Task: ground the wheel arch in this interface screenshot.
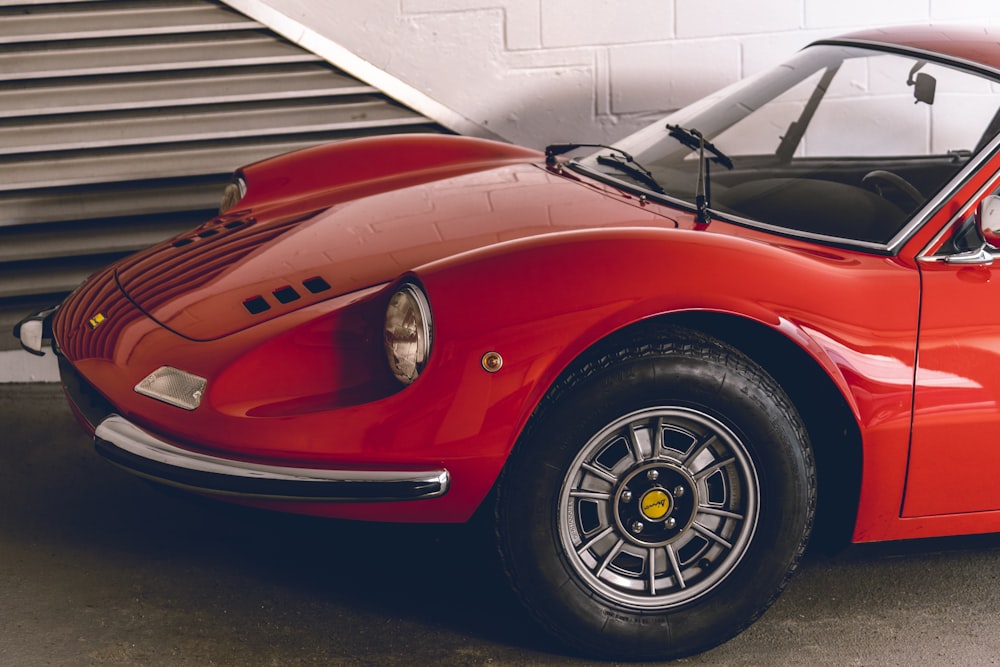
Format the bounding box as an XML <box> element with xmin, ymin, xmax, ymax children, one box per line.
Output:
<box><xmin>667</xmin><ymin>311</ymin><xmax>863</xmax><ymax>551</ymax></box>
<box><xmin>517</xmin><ymin>310</ymin><xmax>863</xmax><ymax>551</ymax></box>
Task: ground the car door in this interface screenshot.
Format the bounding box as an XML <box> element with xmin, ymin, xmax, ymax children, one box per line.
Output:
<box><xmin>905</xmin><ymin>169</ymin><xmax>1000</xmax><ymax>516</ymax></box>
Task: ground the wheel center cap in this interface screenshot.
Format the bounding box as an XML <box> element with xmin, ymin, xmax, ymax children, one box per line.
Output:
<box><xmin>639</xmin><ymin>488</ymin><xmax>672</xmax><ymax>521</ymax></box>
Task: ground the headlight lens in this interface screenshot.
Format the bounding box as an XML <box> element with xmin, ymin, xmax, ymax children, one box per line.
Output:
<box><xmin>219</xmin><ymin>176</ymin><xmax>247</xmax><ymax>214</ymax></box>
<box><xmin>384</xmin><ymin>283</ymin><xmax>433</xmax><ymax>385</ymax></box>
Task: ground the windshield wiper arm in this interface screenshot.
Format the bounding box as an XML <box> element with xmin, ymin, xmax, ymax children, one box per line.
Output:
<box><xmin>665</xmin><ymin>125</ymin><xmax>733</xmax><ymax>223</ymax></box>
<box><xmin>544</xmin><ymin>143</ymin><xmax>665</xmax><ymax>194</ymax></box>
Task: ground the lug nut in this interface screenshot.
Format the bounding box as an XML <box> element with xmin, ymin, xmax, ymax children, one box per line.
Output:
<box><xmin>665</xmin><ymin>517</ymin><xmax>677</xmax><ymax>529</ymax></box>
<box><xmin>621</xmin><ymin>490</ymin><xmax>633</xmax><ymax>503</ymax></box>
<box><xmin>632</xmin><ymin>521</ymin><xmax>644</xmax><ymax>534</ymax></box>
<box><xmin>673</xmin><ymin>485</ymin><xmax>685</xmax><ymax>498</ymax></box>
<box><xmin>647</xmin><ymin>469</ymin><xmax>659</xmax><ymax>481</ymax></box>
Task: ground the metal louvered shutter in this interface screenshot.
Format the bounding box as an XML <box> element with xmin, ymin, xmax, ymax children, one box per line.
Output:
<box><xmin>0</xmin><ymin>0</ymin><xmax>449</xmax><ymax>334</ymax></box>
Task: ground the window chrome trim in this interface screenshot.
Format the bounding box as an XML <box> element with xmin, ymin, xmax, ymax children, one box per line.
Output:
<box><xmin>819</xmin><ymin>38</ymin><xmax>1000</xmax><ymax>81</ymax></box>
<box><xmin>885</xmin><ymin>137</ymin><xmax>1000</xmax><ymax>254</ymax></box>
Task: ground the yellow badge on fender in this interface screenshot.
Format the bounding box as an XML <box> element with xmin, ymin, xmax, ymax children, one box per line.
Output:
<box><xmin>88</xmin><ymin>313</ymin><xmax>106</xmax><ymax>329</ymax></box>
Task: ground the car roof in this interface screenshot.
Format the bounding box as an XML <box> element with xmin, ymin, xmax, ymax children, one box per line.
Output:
<box><xmin>826</xmin><ymin>25</ymin><xmax>1000</xmax><ymax>73</ymax></box>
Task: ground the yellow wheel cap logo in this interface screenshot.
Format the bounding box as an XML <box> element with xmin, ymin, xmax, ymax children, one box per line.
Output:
<box><xmin>88</xmin><ymin>313</ymin><xmax>106</xmax><ymax>329</ymax></box>
<box><xmin>640</xmin><ymin>489</ymin><xmax>671</xmax><ymax>521</ymax></box>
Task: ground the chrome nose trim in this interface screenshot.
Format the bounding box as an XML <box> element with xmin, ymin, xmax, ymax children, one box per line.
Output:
<box><xmin>94</xmin><ymin>414</ymin><xmax>450</xmax><ymax>502</ymax></box>
<box><xmin>13</xmin><ymin>305</ymin><xmax>58</xmax><ymax>356</ymax></box>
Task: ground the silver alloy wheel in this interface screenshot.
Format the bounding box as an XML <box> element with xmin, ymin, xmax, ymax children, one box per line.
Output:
<box><xmin>558</xmin><ymin>406</ymin><xmax>760</xmax><ymax>609</ymax></box>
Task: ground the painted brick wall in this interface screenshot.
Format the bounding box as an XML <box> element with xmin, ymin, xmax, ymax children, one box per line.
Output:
<box><xmin>232</xmin><ymin>0</ymin><xmax>1000</xmax><ymax>148</ymax></box>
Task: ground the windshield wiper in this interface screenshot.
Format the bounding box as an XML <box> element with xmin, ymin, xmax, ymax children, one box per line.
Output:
<box><xmin>665</xmin><ymin>125</ymin><xmax>733</xmax><ymax>223</ymax></box>
<box><xmin>665</xmin><ymin>125</ymin><xmax>733</xmax><ymax>170</ymax></box>
<box><xmin>594</xmin><ymin>154</ymin><xmax>666</xmax><ymax>194</ymax></box>
<box><xmin>544</xmin><ymin>143</ymin><xmax>665</xmax><ymax>194</ymax></box>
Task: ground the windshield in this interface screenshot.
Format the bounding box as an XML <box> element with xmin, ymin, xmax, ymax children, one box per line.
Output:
<box><xmin>577</xmin><ymin>44</ymin><xmax>1000</xmax><ymax>245</ymax></box>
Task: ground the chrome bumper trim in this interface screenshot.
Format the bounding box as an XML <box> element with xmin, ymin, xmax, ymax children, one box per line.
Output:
<box><xmin>94</xmin><ymin>414</ymin><xmax>450</xmax><ymax>502</ymax></box>
<box><xmin>13</xmin><ymin>306</ymin><xmax>58</xmax><ymax>356</ymax></box>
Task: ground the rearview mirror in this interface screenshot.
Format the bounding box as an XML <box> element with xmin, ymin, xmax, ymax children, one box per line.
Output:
<box><xmin>911</xmin><ymin>72</ymin><xmax>936</xmax><ymax>105</ymax></box>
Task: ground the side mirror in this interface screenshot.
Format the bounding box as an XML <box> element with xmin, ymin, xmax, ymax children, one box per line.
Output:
<box><xmin>977</xmin><ymin>195</ymin><xmax>1000</xmax><ymax>249</ymax></box>
<box><xmin>939</xmin><ymin>195</ymin><xmax>1000</xmax><ymax>265</ymax></box>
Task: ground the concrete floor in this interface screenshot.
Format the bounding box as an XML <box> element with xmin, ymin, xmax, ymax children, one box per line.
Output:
<box><xmin>4</xmin><ymin>383</ymin><xmax>1000</xmax><ymax>666</ymax></box>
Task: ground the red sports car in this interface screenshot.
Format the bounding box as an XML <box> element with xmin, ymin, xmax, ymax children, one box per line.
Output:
<box><xmin>16</xmin><ymin>24</ymin><xmax>1000</xmax><ymax>661</ymax></box>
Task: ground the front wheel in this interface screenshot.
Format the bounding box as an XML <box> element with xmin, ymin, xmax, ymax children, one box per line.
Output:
<box><xmin>496</xmin><ymin>327</ymin><xmax>815</xmax><ymax>660</ymax></box>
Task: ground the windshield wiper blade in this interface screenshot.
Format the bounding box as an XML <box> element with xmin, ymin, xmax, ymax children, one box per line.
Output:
<box><xmin>595</xmin><ymin>154</ymin><xmax>666</xmax><ymax>194</ymax></box>
<box><xmin>544</xmin><ymin>143</ymin><xmax>665</xmax><ymax>194</ymax></box>
<box><xmin>664</xmin><ymin>125</ymin><xmax>733</xmax><ymax>169</ymax></box>
<box><xmin>545</xmin><ymin>142</ymin><xmax>619</xmax><ymax>165</ymax></box>
<box><xmin>665</xmin><ymin>125</ymin><xmax>733</xmax><ymax>223</ymax></box>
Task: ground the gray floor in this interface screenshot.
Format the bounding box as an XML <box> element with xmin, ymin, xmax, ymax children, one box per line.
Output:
<box><xmin>4</xmin><ymin>383</ymin><xmax>1000</xmax><ymax>666</ymax></box>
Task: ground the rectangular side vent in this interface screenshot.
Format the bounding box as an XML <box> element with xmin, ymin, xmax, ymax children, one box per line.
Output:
<box><xmin>272</xmin><ymin>286</ymin><xmax>300</xmax><ymax>304</ymax></box>
<box><xmin>243</xmin><ymin>295</ymin><xmax>270</xmax><ymax>314</ymax></box>
<box><xmin>302</xmin><ymin>276</ymin><xmax>331</xmax><ymax>293</ymax></box>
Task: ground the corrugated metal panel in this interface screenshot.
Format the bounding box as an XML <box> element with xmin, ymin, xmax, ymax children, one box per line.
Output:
<box><xmin>0</xmin><ymin>0</ymin><xmax>449</xmax><ymax>322</ymax></box>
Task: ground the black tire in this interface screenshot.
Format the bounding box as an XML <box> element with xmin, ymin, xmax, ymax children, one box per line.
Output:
<box><xmin>495</xmin><ymin>325</ymin><xmax>815</xmax><ymax>660</ymax></box>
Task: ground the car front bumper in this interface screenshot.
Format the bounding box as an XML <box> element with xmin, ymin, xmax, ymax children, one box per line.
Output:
<box><xmin>94</xmin><ymin>413</ymin><xmax>450</xmax><ymax>502</ymax></box>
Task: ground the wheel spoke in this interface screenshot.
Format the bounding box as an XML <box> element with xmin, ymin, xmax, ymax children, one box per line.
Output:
<box><xmin>596</xmin><ymin>538</ymin><xmax>626</xmax><ymax>577</ymax></box>
<box><xmin>665</xmin><ymin>544</ymin><xmax>686</xmax><ymax>589</ymax></box>
<box><xmin>577</xmin><ymin>525</ymin><xmax>616</xmax><ymax>555</ymax></box>
<box><xmin>692</xmin><ymin>455</ymin><xmax>735</xmax><ymax>481</ymax></box>
<box><xmin>692</xmin><ymin>522</ymin><xmax>734</xmax><ymax>550</ymax></box>
<box><xmin>647</xmin><ymin>548</ymin><xmax>657</xmax><ymax>595</ymax></box>
<box><xmin>652</xmin><ymin>417</ymin><xmax>665</xmax><ymax>459</ymax></box>
<box><xmin>698</xmin><ymin>505</ymin><xmax>744</xmax><ymax>521</ymax></box>
<box><xmin>582</xmin><ymin>462</ymin><xmax>618</xmax><ymax>484</ymax></box>
<box><xmin>681</xmin><ymin>432</ymin><xmax>718</xmax><ymax>468</ymax></box>
<box><xmin>626</xmin><ymin>425</ymin><xmax>645</xmax><ymax>464</ymax></box>
<box><xmin>569</xmin><ymin>489</ymin><xmax>613</xmax><ymax>501</ymax></box>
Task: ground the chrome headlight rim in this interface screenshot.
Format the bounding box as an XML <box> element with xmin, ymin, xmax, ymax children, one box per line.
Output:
<box><xmin>384</xmin><ymin>282</ymin><xmax>433</xmax><ymax>386</ymax></box>
<box><xmin>219</xmin><ymin>175</ymin><xmax>248</xmax><ymax>214</ymax></box>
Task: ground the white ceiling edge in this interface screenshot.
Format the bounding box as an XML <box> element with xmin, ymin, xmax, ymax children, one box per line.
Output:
<box><xmin>220</xmin><ymin>0</ymin><xmax>504</xmax><ymax>142</ymax></box>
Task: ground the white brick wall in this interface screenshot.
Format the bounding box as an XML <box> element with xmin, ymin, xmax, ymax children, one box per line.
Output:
<box><xmin>225</xmin><ymin>0</ymin><xmax>1000</xmax><ymax>148</ymax></box>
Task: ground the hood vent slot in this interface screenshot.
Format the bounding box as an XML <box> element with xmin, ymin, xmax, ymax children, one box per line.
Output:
<box><xmin>272</xmin><ymin>286</ymin><xmax>301</xmax><ymax>304</ymax></box>
<box><xmin>242</xmin><ymin>295</ymin><xmax>270</xmax><ymax>315</ymax></box>
<box><xmin>303</xmin><ymin>276</ymin><xmax>331</xmax><ymax>294</ymax></box>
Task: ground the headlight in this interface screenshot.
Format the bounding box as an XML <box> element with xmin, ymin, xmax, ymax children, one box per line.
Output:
<box><xmin>384</xmin><ymin>283</ymin><xmax>433</xmax><ymax>385</ymax></box>
<box><xmin>219</xmin><ymin>176</ymin><xmax>247</xmax><ymax>214</ymax></box>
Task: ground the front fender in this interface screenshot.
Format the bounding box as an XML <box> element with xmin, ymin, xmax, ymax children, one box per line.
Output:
<box><xmin>416</xmin><ymin>226</ymin><xmax>918</xmax><ymax>476</ymax></box>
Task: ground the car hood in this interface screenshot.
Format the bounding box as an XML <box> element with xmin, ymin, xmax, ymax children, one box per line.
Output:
<box><xmin>115</xmin><ymin>163</ymin><xmax>675</xmax><ymax>341</ymax></box>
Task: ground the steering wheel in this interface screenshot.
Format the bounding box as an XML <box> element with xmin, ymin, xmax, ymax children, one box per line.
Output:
<box><xmin>862</xmin><ymin>170</ymin><xmax>924</xmax><ymax>207</ymax></box>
